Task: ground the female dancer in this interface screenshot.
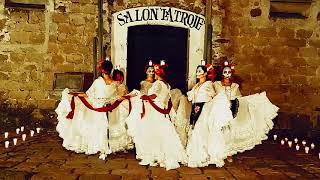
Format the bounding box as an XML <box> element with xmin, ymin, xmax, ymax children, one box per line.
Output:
<box><xmin>126</xmin><ymin>61</ymin><xmax>186</xmax><ymax>170</ymax></box>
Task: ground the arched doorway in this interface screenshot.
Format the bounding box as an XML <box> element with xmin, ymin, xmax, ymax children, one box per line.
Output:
<box><xmin>127</xmin><ymin>25</ymin><xmax>188</xmax><ymax>92</ymax></box>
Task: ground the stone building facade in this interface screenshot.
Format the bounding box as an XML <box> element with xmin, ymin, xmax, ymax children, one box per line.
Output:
<box><xmin>0</xmin><ymin>0</ymin><xmax>319</xmax><ymax>131</ymax></box>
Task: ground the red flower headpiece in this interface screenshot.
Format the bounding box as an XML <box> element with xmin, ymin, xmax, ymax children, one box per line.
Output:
<box><xmin>206</xmin><ymin>63</ymin><xmax>216</xmax><ymax>81</ymax></box>
<box><xmin>154</xmin><ymin>63</ymin><xmax>168</xmax><ymax>78</ymax></box>
<box><xmin>98</xmin><ymin>57</ymin><xmax>111</xmax><ymax>74</ymax></box>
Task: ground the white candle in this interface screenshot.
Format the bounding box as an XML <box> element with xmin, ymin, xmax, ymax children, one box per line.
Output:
<box><xmin>311</xmin><ymin>143</ymin><xmax>315</xmax><ymax>149</ymax></box>
<box><xmin>273</xmin><ymin>134</ymin><xmax>277</xmax><ymax>140</ymax></box>
<box><xmin>36</xmin><ymin>128</ymin><xmax>41</xmax><ymax>133</ymax></box>
<box><xmin>148</xmin><ymin>60</ymin><xmax>152</xmax><ymax>66</ymax></box>
<box><xmin>305</xmin><ymin>146</ymin><xmax>310</xmax><ymax>154</ymax></box>
<box><xmin>285</xmin><ymin>137</ymin><xmax>288</xmax><ymax>142</ymax></box>
<box><xmin>22</xmin><ymin>134</ymin><xmax>26</xmax><ymax>141</ymax></box>
<box><xmin>294</xmin><ymin>138</ymin><xmax>298</xmax><ymax>143</ymax></box>
<box><xmin>302</xmin><ymin>140</ymin><xmax>306</xmax><ymax>146</ymax></box>
<box><xmin>20</xmin><ymin>126</ymin><xmax>24</xmax><ymax>132</ymax></box>
<box><xmin>5</xmin><ymin>141</ymin><xmax>9</xmax><ymax>148</ymax></box>
<box><xmin>201</xmin><ymin>60</ymin><xmax>206</xmax><ymax>66</ymax></box>
<box><xmin>281</xmin><ymin>140</ymin><xmax>285</xmax><ymax>145</ymax></box>
<box><xmin>318</xmin><ymin>153</ymin><xmax>320</xmax><ymax>159</ymax></box>
<box><xmin>288</xmin><ymin>141</ymin><xmax>292</xmax><ymax>148</ymax></box>
<box><xmin>13</xmin><ymin>138</ymin><xmax>17</xmax><ymax>145</ymax></box>
<box><xmin>16</xmin><ymin>128</ymin><xmax>20</xmax><ymax>134</ymax></box>
<box><xmin>160</xmin><ymin>60</ymin><xmax>165</xmax><ymax>66</ymax></box>
<box><xmin>4</xmin><ymin>132</ymin><xmax>8</xmax><ymax>138</ymax></box>
<box><xmin>30</xmin><ymin>130</ymin><xmax>34</xmax><ymax>137</ymax></box>
<box><xmin>296</xmin><ymin>144</ymin><xmax>300</xmax><ymax>151</ymax></box>
<box><xmin>224</xmin><ymin>61</ymin><xmax>228</xmax><ymax>66</ymax></box>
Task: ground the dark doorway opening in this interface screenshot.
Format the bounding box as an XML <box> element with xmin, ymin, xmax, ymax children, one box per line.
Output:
<box><xmin>127</xmin><ymin>25</ymin><xmax>189</xmax><ymax>93</ymax></box>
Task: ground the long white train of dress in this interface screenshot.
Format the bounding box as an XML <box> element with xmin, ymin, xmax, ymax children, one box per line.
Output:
<box><xmin>55</xmin><ymin>77</ymin><xmax>117</xmax><ymax>155</ymax></box>
<box><xmin>213</xmin><ymin>81</ymin><xmax>279</xmax><ymax>155</ymax></box>
<box><xmin>126</xmin><ymin>81</ymin><xmax>187</xmax><ymax>170</ymax></box>
<box><xmin>185</xmin><ymin>81</ymin><xmax>233</xmax><ymax>167</ymax></box>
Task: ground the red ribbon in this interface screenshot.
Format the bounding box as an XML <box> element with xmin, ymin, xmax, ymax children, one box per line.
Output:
<box><xmin>66</xmin><ymin>95</ymin><xmax>132</xmax><ymax>119</ymax></box>
<box><xmin>140</xmin><ymin>95</ymin><xmax>172</xmax><ymax>118</ymax></box>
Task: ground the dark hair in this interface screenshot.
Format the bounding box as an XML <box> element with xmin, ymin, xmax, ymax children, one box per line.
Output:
<box><xmin>195</xmin><ymin>65</ymin><xmax>208</xmax><ymax>82</ymax></box>
<box><xmin>112</xmin><ymin>69</ymin><xmax>124</xmax><ymax>81</ymax></box>
<box><xmin>100</xmin><ymin>60</ymin><xmax>113</xmax><ymax>76</ymax></box>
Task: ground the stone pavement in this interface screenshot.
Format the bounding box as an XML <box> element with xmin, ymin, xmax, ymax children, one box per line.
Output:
<box><xmin>0</xmin><ymin>129</ymin><xmax>320</xmax><ymax>180</ymax></box>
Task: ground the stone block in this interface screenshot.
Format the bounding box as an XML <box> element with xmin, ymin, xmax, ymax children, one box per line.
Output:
<box><xmin>25</xmin><ymin>53</ymin><xmax>45</xmax><ymax>63</ymax></box>
<box><xmin>52</xmin><ymin>13</ymin><xmax>69</xmax><ymax>23</ymax></box>
<box><xmin>8</xmin><ymin>90</ymin><xmax>29</xmax><ymax>100</ymax></box>
<box><xmin>28</xmin><ymin>11</ymin><xmax>45</xmax><ymax>24</ymax></box>
<box><xmin>0</xmin><ymin>19</ymin><xmax>6</xmax><ymax>30</ymax></box>
<box><xmin>0</xmin><ymin>72</ymin><xmax>9</xmax><ymax>80</ymax></box>
<box><xmin>70</xmin><ymin>15</ymin><xmax>86</xmax><ymax>25</ymax></box>
<box><xmin>177</xmin><ymin>166</ymin><xmax>202</xmax><ymax>175</ymax></box>
<box><xmin>290</xmin><ymin>75</ymin><xmax>307</xmax><ymax>85</ymax></box>
<box><xmin>0</xmin><ymin>54</ymin><xmax>8</xmax><ymax>62</ymax></box>
<box><xmin>258</xmin><ymin>28</ymin><xmax>277</xmax><ymax>37</ymax></box>
<box><xmin>52</xmin><ymin>53</ymin><xmax>65</xmax><ymax>64</ymax></box>
<box><xmin>29</xmin><ymin>33</ymin><xmax>45</xmax><ymax>44</ymax></box>
<box><xmin>58</xmin><ymin>23</ymin><xmax>76</xmax><ymax>34</ymax></box>
<box><xmin>68</xmin><ymin>3</ymin><xmax>81</xmax><ymax>13</ymax></box>
<box><xmin>0</xmin><ymin>62</ymin><xmax>13</xmax><ymax>72</ymax></box>
<box><xmin>10</xmin><ymin>11</ymin><xmax>28</xmax><ymax>22</ymax></box>
<box><xmin>66</xmin><ymin>54</ymin><xmax>83</xmax><ymax>63</ymax></box>
<box><xmin>296</xmin><ymin>29</ymin><xmax>313</xmax><ymax>39</ymax></box>
<box><xmin>309</xmin><ymin>40</ymin><xmax>320</xmax><ymax>48</ymax></box>
<box><xmin>299</xmin><ymin>47</ymin><xmax>317</xmax><ymax>58</ymax></box>
<box><xmin>37</xmin><ymin>99</ymin><xmax>58</xmax><ymax>109</ymax></box>
<box><xmin>278</xmin><ymin>28</ymin><xmax>295</xmax><ymax>38</ymax></box>
<box><xmin>81</xmin><ymin>4</ymin><xmax>97</xmax><ymax>14</ymax></box>
<box><xmin>286</xmin><ymin>39</ymin><xmax>306</xmax><ymax>47</ymax></box>
<box><xmin>10</xmin><ymin>31</ymin><xmax>30</xmax><ymax>44</ymax></box>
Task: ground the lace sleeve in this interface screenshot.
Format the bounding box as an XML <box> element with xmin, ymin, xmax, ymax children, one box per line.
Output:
<box><xmin>186</xmin><ymin>87</ymin><xmax>195</xmax><ymax>102</ymax></box>
<box><xmin>234</xmin><ymin>83</ymin><xmax>242</xmax><ymax>98</ymax></box>
<box><xmin>204</xmin><ymin>82</ymin><xmax>216</xmax><ymax>99</ymax></box>
<box><xmin>85</xmin><ymin>79</ymin><xmax>97</xmax><ymax>98</ymax></box>
<box><xmin>148</xmin><ymin>81</ymin><xmax>161</xmax><ymax>96</ymax></box>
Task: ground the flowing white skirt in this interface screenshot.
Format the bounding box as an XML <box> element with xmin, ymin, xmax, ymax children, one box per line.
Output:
<box><xmin>108</xmin><ymin>99</ymin><xmax>134</xmax><ymax>153</ymax></box>
<box><xmin>55</xmin><ymin>89</ymin><xmax>111</xmax><ymax>155</ymax></box>
<box><xmin>186</xmin><ymin>93</ymin><xmax>233</xmax><ymax>168</ymax></box>
<box><xmin>126</xmin><ymin>96</ymin><xmax>187</xmax><ymax>170</ymax></box>
<box><xmin>226</xmin><ymin>91</ymin><xmax>279</xmax><ymax>154</ymax></box>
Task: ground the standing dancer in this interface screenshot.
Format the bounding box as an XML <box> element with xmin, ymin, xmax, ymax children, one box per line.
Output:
<box><xmin>126</xmin><ymin>61</ymin><xmax>186</xmax><ymax>170</ymax></box>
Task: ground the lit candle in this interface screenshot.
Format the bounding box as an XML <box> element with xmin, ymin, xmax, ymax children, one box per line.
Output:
<box><xmin>4</xmin><ymin>132</ymin><xmax>8</xmax><ymax>139</ymax></box>
<box><xmin>224</xmin><ymin>61</ymin><xmax>228</xmax><ymax>66</ymax></box>
<box><xmin>16</xmin><ymin>128</ymin><xmax>20</xmax><ymax>134</ymax></box>
<box><xmin>288</xmin><ymin>141</ymin><xmax>292</xmax><ymax>148</ymax></box>
<box><xmin>148</xmin><ymin>60</ymin><xmax>152</xmax><ymax>66</ymax></box>
<box><xmin>201</xmin><ymin>60</ymin><xmax>206</xmax><ymax>66</ymax></box>
<box><xmin>311</xmin><ymin>143</ymin><xmax>315</xmax><ymax>149</ymax></box>
<box><xmin>281</xmin><ymin>140</ymin><xmax>285</xmax><ymax>145</ymax></box>
<box><xmin>30</xmin><ymin>130</ymin><xmax>34</xmax><ymax>137</ymax></box>
<box><xmin>285</xmin><ymin>137</ymin><xmax>288</xmax><ymax>142</ymax></box>
<box><xmin>319</xmin><ymin>153</ymin><xmax>320</xmax><ymax>159</ymax></box>
<box><xmin>22</xmin><ymin>134</ymin><xmax>26</xmax><ymax>141</ymax></box>
<box><xmin>273</xmin><ymin>134</ymin><xmax>277</xmax><ymax>141</ymax></box>
<box><xmin>160</xmin><ymin>60</ymin><xmax>165</xmax><ymax>66</ymax></box>
<box><xmin>20</xmin><ymin>126</ymin><xmax>24</xmax><ymax>132</ymax></box>
<box><xmin>296</xmin><ymin>144</ymin><xmax>300</xmax><ymax>151</ymax></box>
<box><xmin>13</xmin><ymin>138</ymin><xmax>17</xmax><ymax>146</ymax></box>
<box><xmin>36</xmin><ymin>128</ymin><xmax>41</xmax><ymax>133</ymax></box>
<box><xmin>305</xmin><ymin>146</ymin><xmax>310</xmax><ymax>154</ymax></box>
<box><xmin>294</xmin><ymin>138</ymin><xmax>298</xmax><ymax>143</ymax></box>
<box><xmin>302</xmin><ymin>140</ymin><xmax>306</xmax><ymax>146</ymax></box>
<box><xmin>5</xmin><ymin>141</ymin><xmax>9</xmax><ymax>148</ymax></box>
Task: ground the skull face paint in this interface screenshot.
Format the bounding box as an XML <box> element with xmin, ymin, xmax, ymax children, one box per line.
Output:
<box><xmin>146</xmin><ymin>66</ymin><xmax>155</xmax><ymax>75</ymax></box>
<box><xmin>223</xmin><ymin>66</ymin><xmax>232</xmax><ymax>79</ymax></box>
<box><xmin>196</xmin><ymin>66</ymin><xmax>206</xmax><ymax>79</ymax></box>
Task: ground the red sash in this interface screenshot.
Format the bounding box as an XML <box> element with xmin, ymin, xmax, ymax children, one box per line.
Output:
<box><xmin>140</xmin><ymin>95</ymin><xmax>172</xmax><ymax>118</ymax></box>
<box><xmin>66</xmin><ymin>95</ymin><xmax>132</xmax><ymax>119</ymax></box>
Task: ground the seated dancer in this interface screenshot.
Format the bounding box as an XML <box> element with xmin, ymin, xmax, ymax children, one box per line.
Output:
<box><xmin>186</xmin><ymin>61</ymin><xmax>233</xmax><ymax>167</ymax></box>
<box><xmin>213</xmin><ymin>61</ymin><xmax>279</xmax><ymax>161</ymax></box>
<box><xmin>140</xmin><ymin>60</ymin><xmax>155</xmax><ymax>95</ymax></box>
<box><xmin>126</xmin><ymin>61</ymin><xmax>186</xmax><ymax>170</ymax></box>
<box><xmin>55</xmin><ymin>59</ymin><xmax>118</xmax><ymax>157</ymax></box>
<box><xmin>108</xmin><ymin>66</ymin><xmax>134</xmax><ymax>153</ymax></box>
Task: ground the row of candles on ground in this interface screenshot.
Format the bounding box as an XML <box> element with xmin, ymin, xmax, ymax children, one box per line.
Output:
<box><xmin>3</xmin><ymin>126</ymin><xmax>41</xmax><ymax>148</ymax></box>
<box><xmin>273</xmin><ymin>134</ymin><xmax>320</xmax><ymax>158</ymax></box>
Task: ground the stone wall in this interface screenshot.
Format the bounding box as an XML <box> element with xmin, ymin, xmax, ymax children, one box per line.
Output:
<box><xmin>220</xmin><ymin>0</ymin><xmax>320</xmax><ymax>130</ymax></box>
<box><xmin>0</xmin><ymin>0</ymin><xmax>97</xmax><ymax>125</ymax></box>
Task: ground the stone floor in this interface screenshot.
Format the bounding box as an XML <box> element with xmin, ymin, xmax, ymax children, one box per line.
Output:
<box><xmin>0</xmin><ymin>129</ymin><xmax>320</xmax><ymax>180</ymax></box>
